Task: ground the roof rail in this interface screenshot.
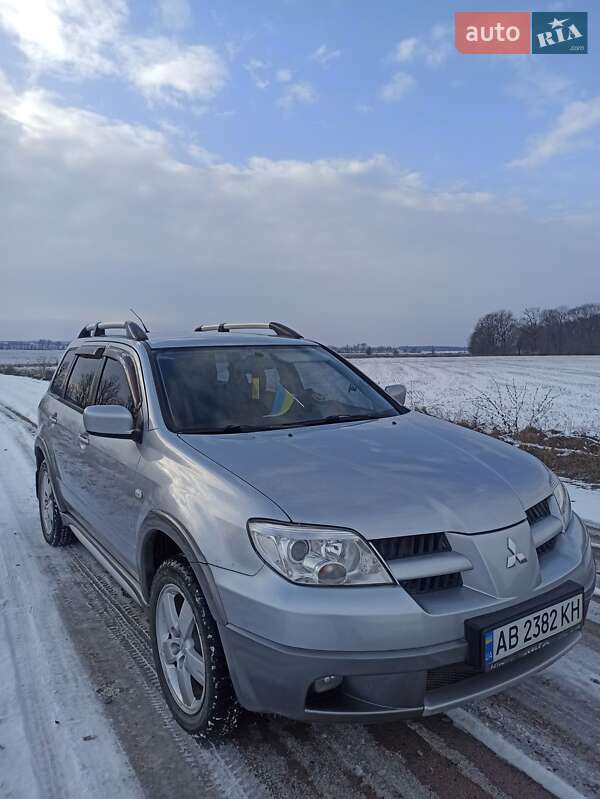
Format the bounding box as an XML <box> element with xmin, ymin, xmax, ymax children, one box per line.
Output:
<box><xmin>193</xmin><ymin>322</ymin><xmax>303</xmax><ymax>339</ymax></box>
<box><xmin>78</xmin><ymin>320</ymin><xmax>148</xmax><ymax>342</ymax></box>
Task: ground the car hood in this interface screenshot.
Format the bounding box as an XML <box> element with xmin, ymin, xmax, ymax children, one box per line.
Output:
<box><xmin>179</xmin><ymin>412</ymin><xmax>553</xmax><ymax>539</ymax></box>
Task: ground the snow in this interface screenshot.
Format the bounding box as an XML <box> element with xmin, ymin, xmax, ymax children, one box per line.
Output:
<box><xmin>449</xmin><ymin>709</ymin><xmax>590</xmax><ymax>799</ymax></box>
<box><xmin>0</xmin><ymin>374</ymin><xmax>48</xmax><ymax>424</ymax></box>
<box><xmin>352</xmin><ymin>355</ymin><xmax>600</xmax><ymax>436</ymax></box>
<box><xmin>0</xmin><ymin>404</ymin><xmax>143</xmax><ymax>798</ymax></box>
<box><xmin>564</xmin><ymin>481</ymin><xmax>600</xmax><ymax>528</ymax></box>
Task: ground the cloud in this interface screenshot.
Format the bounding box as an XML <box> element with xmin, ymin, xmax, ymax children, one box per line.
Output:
<box><xmin>119</xmin><ymin>37</ymin><xmax>227</xmax><ymax>103</ymax></box>
<box><xmin>0</xmin><ymin>0</ymin><xmax>127</xmax><ymax>77</ymax></box>
<box><xmin>379</xmin><ymin>72</ymin><xmax>415</xmax><ymax>102</ymax></box>
<box><xmin>309</xmin><ymin>44</ymin><xmax>340</xmax><ymax>65</ymax></box>
<box><xmin>391</xmin><ymin>23</ymin><xmax>453</xmax><ymax>69</ymax></box>
<box><xmin>0</xmin><ymin>1</ymin><xmax>227</xmax><ymax>106</ymax></box>
<box><xmin>277</xmin><ymin>81</ymin><xmax>318</xmax><ymax>109</ymax></box>
<box><xmin>275</xmin><ymin>68</ymin><xmax>292</xmax><ymax>83</ymax></box>
<box><xmin>1</xmin><ymin>70</ymin><xmax>596</xmax><ymax>345</ymax></box>
<box><xmin>157</xmin><ymin>0</ymin><xmax>191</xmax><ymax>31</ymax></box>
<box><xmin>510</xmin><ymin>96</ymin><xmax>600</xmax><ymax>167</ymax></box>
<box><xmin>244</xmin><ymin>57</ymin><xmax>269</xmax><ymax>89</ymax></box>
<box><xmin>505</xmin><ymin>59</ymin><xmax>573</xmax><ymax>109</ymax></box>
<box><xmin>394</xmin><ymin>37</ymin><xmax>418</xmax><ymax>63</ymax></box>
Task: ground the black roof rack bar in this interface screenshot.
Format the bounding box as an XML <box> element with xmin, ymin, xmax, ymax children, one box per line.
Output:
<box><xmin>193</xmin><ymin>322</ymin><xmax>303</xmax><ymax>339</ymax></box>
<box><xmin>78</xmin><ymin>320</ymin><xmax>148</xmax><ymax>342</ymax></box>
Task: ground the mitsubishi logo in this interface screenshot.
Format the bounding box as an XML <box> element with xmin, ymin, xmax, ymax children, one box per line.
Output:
<box><xmin>506</xmin><ymin>537</ymin><xmax>527</xmax><ymax>569</ymax></box>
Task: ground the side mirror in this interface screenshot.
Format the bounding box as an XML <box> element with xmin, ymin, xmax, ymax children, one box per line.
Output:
<box><xmin>385</xmin><ymin>383</ymin><xmax>407</xmax><ymax>406</ymax></box>
<box><xmin>83</xmin><ymin>405</ymin><xmax>135</xmax><ymax>439</ymax></box>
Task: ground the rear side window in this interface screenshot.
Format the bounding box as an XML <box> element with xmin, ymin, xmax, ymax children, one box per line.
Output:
<box><xmin>50</xmin><ymin>350</ymin><xmax>75</xmax><ymax>396</ymax></box>
<box><xmin>64</xmin><ymin>356</ymin><xmax>102</xmax><ymax>409</ymax></box>
<box><xmin>96</xmin><ymin>358</ymin><xmax>135</xmax><ymax>414</ymax></box>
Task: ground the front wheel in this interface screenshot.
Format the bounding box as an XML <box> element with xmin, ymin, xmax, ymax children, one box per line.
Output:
<box><xmin>149</xmin><ymin>557</ymin><xmax>240</xmax><ymax>738</ymax></box>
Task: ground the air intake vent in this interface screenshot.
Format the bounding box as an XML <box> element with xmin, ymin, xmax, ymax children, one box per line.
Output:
<box><xmin>372</xmin><ymin>533</ymin><xmax>462</xmax><ymax>595</ymax></box>
<box><xmin>371</xmin><ymin>532</ymin><xmax>450</xmax><ymax>561</ymax></box>
<box><xmin>536</xmin><ymin>535</ymin><xmax>559</xmax><ymax>558</ymax></box>
<box><xmin>401</xmin><ymin>572</ymin><xmax>463</xmax><ymax>595</ymax></box>
<box><xmin>526</xmin><ymin>497</ymin><xmax>551</xmax><ymax>526</ymax></box>
<box><xmin>426</xmin><ymin>661</ymin><xmax>479</xmax><ymax>691</ymax></box>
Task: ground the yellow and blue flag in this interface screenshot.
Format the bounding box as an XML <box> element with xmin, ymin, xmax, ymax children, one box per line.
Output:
<box><xmin>268</xmin><ymin>384</ymin><xmax>301</xmax><ymax>417</ymax></box>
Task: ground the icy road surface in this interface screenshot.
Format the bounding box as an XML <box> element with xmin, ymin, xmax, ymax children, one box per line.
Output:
<box><xmin>0</xmin><ymin>373</ymin><xmax>599</xmax><ymax>799</ymax></box>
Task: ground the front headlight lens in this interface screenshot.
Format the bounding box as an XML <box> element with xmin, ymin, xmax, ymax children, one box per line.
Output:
<box><xmin>552</xmin><ymin>479</ymin><xmax>572</xmax><ymax>530</ymax></box>
<box><xmin>248</xmin><ymin>521</ymin><xmax>393</xmax><ymax>586</ymax></box>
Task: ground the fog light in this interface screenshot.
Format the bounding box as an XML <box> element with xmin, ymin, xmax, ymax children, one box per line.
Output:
<box><xmin>313</xmin><ymin>675</ymin><xmax>343</xmax><ymax>694</ymax></box>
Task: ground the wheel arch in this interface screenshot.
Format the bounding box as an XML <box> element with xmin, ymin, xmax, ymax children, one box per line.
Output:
<box><xmin>138</xmin><ymin>511</ymin><xmax>227</xmax><ymax>624</ymax></box>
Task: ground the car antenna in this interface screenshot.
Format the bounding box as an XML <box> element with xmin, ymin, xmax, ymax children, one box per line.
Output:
<box><xmin>129</xmin><ymin>307</ymin><xmax>149</xmax><ymax>334</ymax></box>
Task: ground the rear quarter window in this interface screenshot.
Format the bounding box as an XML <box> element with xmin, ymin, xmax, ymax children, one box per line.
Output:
<box><xmin>64</xmin><ymin>356</ymin><xmax>102</xmax><ymax>409</ymax></box>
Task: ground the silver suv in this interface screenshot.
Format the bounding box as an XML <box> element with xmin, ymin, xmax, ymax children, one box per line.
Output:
<box><xmin>35</xmin><ymin>320</ymin><xmax>595</xmax><ymax>737</ymax></box>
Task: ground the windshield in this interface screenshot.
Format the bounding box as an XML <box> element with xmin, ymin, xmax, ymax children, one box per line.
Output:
<box><xmin>154</xmin><ymin>345</ymin><xmax>400</xmax><ymax>433</ymax></box>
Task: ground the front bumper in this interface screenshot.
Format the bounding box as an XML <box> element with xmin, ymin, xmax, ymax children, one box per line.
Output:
<box><xmin>214</xmin><ymin>514</ymin><xmax>596</xmax><ymax>721</ymax></box>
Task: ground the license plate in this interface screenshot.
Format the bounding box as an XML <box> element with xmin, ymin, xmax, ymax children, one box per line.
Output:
<box><xmin>483</xmin><ymin>593</ymin><xmax>583</xmax><ymax>669</ymax></box>
<box><xmin>465</xmin><ymin>582</ymin><xmax>584</xmax><ymax>672</ymax></box>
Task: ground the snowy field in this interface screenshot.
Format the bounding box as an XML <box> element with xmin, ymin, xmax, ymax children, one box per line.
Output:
<box><xmin>0</xmin><ymin>349</ymin><xmax>64</xmax><ymax>365</ymax></box>
<box><xmin>352</xmin><ymin>355</ymin><xmax>600</xmax><ymax>436</ymax></box>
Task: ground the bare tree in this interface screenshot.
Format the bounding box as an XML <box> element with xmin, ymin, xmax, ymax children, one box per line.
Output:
<box><xmin>469</xmin><ymin>303</ymin><xmax>600</xmax><ymax>355</ymax></box>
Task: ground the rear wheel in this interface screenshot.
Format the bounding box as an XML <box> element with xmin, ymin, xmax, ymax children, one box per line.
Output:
<box><xmin>37</xmin><ymin>461</ymin><xmax>75</xmax><ymax>547</ymax></box>
<box><xmin>150</xmin><ymin>556</ymin><xmax>240</xmax><ymax>738</ymax></box>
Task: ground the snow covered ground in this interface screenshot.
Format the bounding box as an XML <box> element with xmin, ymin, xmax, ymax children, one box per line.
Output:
<box><xmin>0</xmin><ymin>374</ymin><xmax>47</xmax><ymax>422</ymax></box>
<box><xmin>352</xmin><ymin>355</ymin><xmax>600</xmax><ymax>436</ymax></box>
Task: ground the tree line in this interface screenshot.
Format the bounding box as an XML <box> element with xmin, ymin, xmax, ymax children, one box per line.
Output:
<box><xmin>469</xmin><ymin>304</ymin><xmax>600</xmax><ymax>356</ymax></box>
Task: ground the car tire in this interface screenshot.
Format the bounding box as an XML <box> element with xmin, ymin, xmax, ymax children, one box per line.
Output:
<box><xmin>37</xmin><ymin>461</ymin><xmax>75</xmax><ymax>547</ymax></box>
<box><xmin>150</xmin><ymin>556</ymin><xmax>240</xmax><ymax>738</ymax></box>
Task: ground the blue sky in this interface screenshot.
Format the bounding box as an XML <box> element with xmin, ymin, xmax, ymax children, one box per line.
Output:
<box><xmin>0</xmin><ymin>1</ymin><xmax>598</xmax><ymax>343</ymax></box>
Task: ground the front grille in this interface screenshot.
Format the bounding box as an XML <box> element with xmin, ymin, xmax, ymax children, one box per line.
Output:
<box><xmin>372</xmin><ymin>533</ymin><xmax>461</xmax><ymax>595</ymax></box>
<box><xmin>526</xmin><ymin>497</ymin><xmax>551</xmax><ymax>526</ymax></box>
<box><xmin>401</xmin><ymin>572</ymin><xmax>463</xmax><ymax>595</ymax></box>
<box><xmin>371</xmin><ymin>532</ymin><xmax>450</xmax><ymax>560</ymax></box>
<box><xmin>426</xmin><ymin>661</ymin><xmax>479</xmax><ymax>691</ymax></box>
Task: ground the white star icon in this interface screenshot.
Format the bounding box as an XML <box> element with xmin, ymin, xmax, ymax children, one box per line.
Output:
<box><xmin>549</xmin><ymin>17</ymin><xmax>568</xmax><ymax>29</ymax></box>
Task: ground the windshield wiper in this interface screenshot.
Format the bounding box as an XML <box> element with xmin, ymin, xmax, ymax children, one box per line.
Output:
<box><xmin>180</xmin><ymin>414</ymin><xmax>390</xmax><ymax>435</ymax></box>
<box><xmin>180</xmin><ymin>424</ymin><xmax>266</xmax><ymax>434</ymax></box>
<box><xmin>274</xmin><ymin>413</ymin><xmax>384</xmax><ymax>430</ymax></box>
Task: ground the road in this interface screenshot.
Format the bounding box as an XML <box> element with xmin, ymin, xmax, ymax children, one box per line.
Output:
<box><xmin>0</xmin><ymin>398</ymin><xmax>599</xmax><ymax>799</ymax></box>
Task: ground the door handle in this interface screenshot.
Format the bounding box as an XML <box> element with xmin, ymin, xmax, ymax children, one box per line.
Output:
<box><xmin>49</xmin><ymin>413</ymin><xmax>58</xmax><ymax>425</ymax></box>
<box><xmin>78</xmin><ymin>433</ymin><xmax>89</xmax><ymax>447</ymax></box>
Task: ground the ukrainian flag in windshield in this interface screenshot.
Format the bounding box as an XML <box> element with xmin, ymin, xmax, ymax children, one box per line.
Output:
<box><xmin>267</xmin><ymin>383</ymin><xmax>304</xmax><ymax>417</ymax></box>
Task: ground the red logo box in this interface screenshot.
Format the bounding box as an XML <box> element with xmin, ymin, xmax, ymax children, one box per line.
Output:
<box><xmin>455</xmin><ymin>12</ymin><xmax>531</xmax><ymax>54</ymax></box>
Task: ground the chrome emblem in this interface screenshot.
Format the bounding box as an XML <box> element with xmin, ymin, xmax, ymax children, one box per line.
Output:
<box><xmin>506</xmin><ymin>537</ymin><xmax>527</xmax><ymax>568</ymax></box>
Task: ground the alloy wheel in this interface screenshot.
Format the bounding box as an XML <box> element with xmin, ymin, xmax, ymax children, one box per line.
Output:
<box><xmin>155</xmin><ymin>584</ymin><xmax>206</xmax><ymax>714</ymax></box>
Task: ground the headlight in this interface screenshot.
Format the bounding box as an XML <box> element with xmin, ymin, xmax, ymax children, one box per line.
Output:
<box><xmin>552</xmin><ymin>478</ymin><xmax>572</xmax><ymax>530</ymax></box>
<box><xmin>248</xmin><ymin>521</ymin><xmax>393</xmax><ymax>586</ymax></box>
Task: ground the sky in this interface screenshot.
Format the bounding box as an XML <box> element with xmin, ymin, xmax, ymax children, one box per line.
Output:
<box><xmin>0</xmin><ymin>0</ymin><xmax>599</xmax><ymax>345</ymax></box>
